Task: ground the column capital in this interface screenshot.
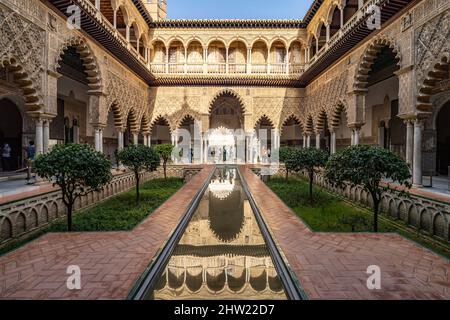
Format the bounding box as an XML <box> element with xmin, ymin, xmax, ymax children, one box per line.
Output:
<box><xmin>348</xmin><ymin>123</ymin><xmax>364</xmax><ymax>130</ymax></box>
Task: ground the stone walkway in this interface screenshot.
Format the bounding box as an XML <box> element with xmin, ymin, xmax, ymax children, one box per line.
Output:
<box><xmin>0</xmin><ymin>166</ymin><xmax>213</xmax><ymax>300</ymax></box>
<box><xmin>240</xmin><ymin>166</ymin><xmax>450</xmax><ymax>300</ymax></box>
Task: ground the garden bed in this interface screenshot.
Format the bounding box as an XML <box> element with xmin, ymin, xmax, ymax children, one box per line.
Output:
<box><xmin>0</xmin><ymin>178</ymin><xmax>184</xmax><ymax>255</ymax></box>
<box><xmin>267</xmin><ymin>176</ymin><xmax>450</xmax><ymax>259</ymax></box>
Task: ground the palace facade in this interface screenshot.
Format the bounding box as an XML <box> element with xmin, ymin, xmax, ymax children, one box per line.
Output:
<box><xmin>1</xmin><ymin>0</ymin><xmax>449</xmax><ymax>187</ymax></box>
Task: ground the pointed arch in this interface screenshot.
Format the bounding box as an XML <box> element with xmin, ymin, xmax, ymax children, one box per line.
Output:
<box><xmin>330</xmin><ymin>101</ymin><xmax>349</xmax><ymax>129</ymax></box>
<box><xmin>209</xmin><ymin>89</ymin><xmax>246</xmax><ymax>114</ymax></box>
<box><xmin>305</xmin><ymin>115</ymin><xmax>314</xmax><ymax>134</ymax></box>
<box><xmin>57</xmin><ymin>36</ymin><xmax>102</xmax><ymax>91</ymax></box>
<box><xmin>354</xmin><ymin>35</ymin><xmax>401</xmax><ymax>91</ymax></box>
<box><xmin>107</xmin><ymin>102</ymin><xmax>124</xmax><ymax>129</ymax></box>
<box><xmin>417</xmin><ymin>53</ymin><xmax>450</xmax><ymax>113</ymax></box>
<box><xmin>315</xmin><ymin>109</ymin><xmax>329</xmax><ymax>131</ymax></box>
<box><xmin>125</xmin><ymin>108</ymin><xmax>139</xmax><ymax>132</ymax></box>
<box><xmin>140</xmin><ymin>113</ymin><xmax>151</xmax><ymax>133</ymax></box>
<box><xmin>254</xmin><ymin>115</ymin><xmax>275</xmax><ymax>130</ymax></box>
<box><xmin>150</xmin><ymin>115</ymin><xmax>172</xmax><ymax>134</ymax></box>
<box><xmin>280</xmin><ymin>114</ymin><xmax>303</xmax><ymax>132</ymax></box>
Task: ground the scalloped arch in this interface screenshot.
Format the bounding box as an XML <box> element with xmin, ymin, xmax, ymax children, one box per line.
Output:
<box><xmin>354</xmin><ymin>35</ymin><xmax>401</xmax><ymax>91</ymax></box>
<box><xmin>57</xmin><ymin>36</ymin><xmax>102</xmax><ymax>91</ymax></box>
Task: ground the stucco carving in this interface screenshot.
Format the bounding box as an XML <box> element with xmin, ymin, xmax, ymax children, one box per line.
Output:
<box><xmin>0</xmin><ymin>3</ymin><xmax>45</xmax><ymax>111</ymax></box>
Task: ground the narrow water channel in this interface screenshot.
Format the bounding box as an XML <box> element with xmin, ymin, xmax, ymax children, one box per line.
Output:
<box><xmin>144</xmin><ymin>167</ymin><xmax>287</xmax><ymax>300</ymax></box>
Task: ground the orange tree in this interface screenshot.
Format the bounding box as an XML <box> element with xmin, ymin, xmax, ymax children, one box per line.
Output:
<box><xmin>325</xmin><ymin>145</ymin><xmax>411</xmax><ymax>232</ymax></box>
<box><xmin>35</xmin><ymin>144</ymin><xmax>112</xmax><ymax>231</ymax></box>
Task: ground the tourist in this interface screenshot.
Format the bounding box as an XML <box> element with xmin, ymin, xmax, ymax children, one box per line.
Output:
<box><xmin>1</xmin><ymin>143</ymin><xmax>12</xmax><ymax>171</ymax></box>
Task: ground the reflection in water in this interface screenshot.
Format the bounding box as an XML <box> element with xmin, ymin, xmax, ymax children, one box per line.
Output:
<box><xmin>147</xmin><ymin>167</ymin><xmax>286</xmax><ymax>300</ymax></box>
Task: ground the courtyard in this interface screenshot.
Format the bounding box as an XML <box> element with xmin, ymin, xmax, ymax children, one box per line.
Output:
<box><xmin>0</xmin><ymin>0</ymin><xmax>449</xmax><ymax>304</ymax></box>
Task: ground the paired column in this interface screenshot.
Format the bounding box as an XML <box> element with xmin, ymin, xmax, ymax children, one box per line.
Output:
<box><xmin>34</xmin><ymin>118</ymin><xmax>44</xmax><ymax>156</ymax></box>
<box><xmin>132</xmin><ymin>132</ymin><xmax>139</xmax><ymax>145</ymax></box>
<box><xmin>405</xmin><ymin>120</ymin><xmax>414</xmax><ymax>167</ymax></box>
<box><xmin>43</xmin><ymin>119</ymin><xmax>51</xmax><ymax>153</ymax></box>
<box><xmin>117</xmin><ymin>128</ymin><xmax>125</xmax><ymax>151</ymax></box>
<box><xmin>94</xmin><ymin>126</ymin><xmax>104</xmax><ymax>152</ymax></box>
<box><xmin>306</xmin><ymin>134</ymin><xmax>311</xmax><ymax>148</ymax></box>
<box><xmin>330</xmin><ymin>130</ymin><xmax>337</xmax><ymax>154</ymax></box>
<box><xmin>302</xmin><ymin>135</ymin><xmax>307</xmax><ymax>148</ymax></box>
<box><xmin>350</xmin><ymin>125</ymin><xmax>362</xmax><ymax>146</ymax></box>
<box><xmin>412</xmin><ymin>119</ymin><xmax>423</xmax><ymax>187</ymax></box>
<box><xmin>315</xmin><ymin>132</ymin><xmax>321</xmax><ymax>149</ymax></box>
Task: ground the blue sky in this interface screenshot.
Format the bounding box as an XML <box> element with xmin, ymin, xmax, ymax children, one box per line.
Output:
<box><xmin>167</xmin><ymin>0</ymin><xmax>315</xmax><ymax>20</ymax></box>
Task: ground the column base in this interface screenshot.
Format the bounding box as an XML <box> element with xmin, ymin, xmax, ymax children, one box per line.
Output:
<box><xmin>412</xmin><ymin>184</ymin><xmax>423</xmax><ymax>189</ymax></box>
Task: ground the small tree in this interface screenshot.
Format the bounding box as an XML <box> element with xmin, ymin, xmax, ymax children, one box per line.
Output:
<box><xmin>325</xmin><ymin>145</ymin><xmax>411</xmax><ymax>232</ymax></box>
<box><xmin>279</xmin><ymin>146</ymin><xmax>296</xmax><ymax>181</ymax></box>
<box><xmin>287</xmin><ymin>147</ymin><xmax>329</xmax><ymax>200</ymax></box>
<box><xmin>118</xmin><ymin>144</ymin><xmax>160</xmax><ymax>203</ymax></box>
<box><xmin>155</xmin><ymin>144</ymin><xmax>174</xmax><ymax>180</ymax></box>
<box><xmin>35</xmin><ymin>144</ymin><xmax>112</xmax><ymax>231</ymax></box>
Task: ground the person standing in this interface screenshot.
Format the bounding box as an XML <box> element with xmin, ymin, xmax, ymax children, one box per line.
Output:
<box><xmin>2</xmin><ymin>143</ymin><xmax>12</xmax><ymax>171</ymax></box>
<box><xmin>24</xmin><ymin>141</ymin><xmax>36</xmax><ymax>182</ymax></box>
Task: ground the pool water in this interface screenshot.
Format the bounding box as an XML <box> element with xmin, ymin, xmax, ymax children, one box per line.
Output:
<box><xmin>146</xmin><ymin>167</ymin><xmax>287</xmax><ymax>300</ymax></box>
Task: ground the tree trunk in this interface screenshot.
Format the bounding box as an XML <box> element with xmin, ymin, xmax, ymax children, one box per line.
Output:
<box><xmin>67</xmin><ymin>203</ymin><xmax>73</xmax><ymax>232</ymax></box>
<box><xmin>309</xmin><ymin>171</ymin><xmax>314</xmax><ymax>200</ymax></box>
<box><xmin>135</xmin><ymin>172</ymin><xmax>140</xmax><ymax>203</ymax></box>
<box><xmin>163</xmin><ymin>161</ymin><xmax>167</xmax><ymax>180</ymax></box>
<box><xmin>285</xmin><ymin>169</ymin><xmax>289</xmax><ymax>181</ymax></box>
<box><xmin>373</xmin><ymin>197</ymin><xmax>380</xmax><ymax>232</ymax></box>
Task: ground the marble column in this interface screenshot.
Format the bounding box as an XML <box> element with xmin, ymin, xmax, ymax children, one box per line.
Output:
<box><xmin>353</xmin><ymin>128</ymin><xmax>361</xmax><ymax>146</ymax></box>
<box><xmin>94</xmin><ymin>128</ymin><xmax>101</xmax><ymax>152</ymax></box>
<box><xmin>118</xmin><ymin>129</ymin><xmax>124</xmax><ymax>151</ymax></box>
<box><xmin>303</xmin><ymin>135</ymin><xmax>307</xmax><ymax>148</ymax></box>
<box><xmin>330</xmin><ymin>130</ymin><xmax>336</xmax><ymax>154</ymax></box>
<box><xmin>133</xmin><ymin>133</ymin><xmax>138</xmax><ymax>145</ymax></box>
<box><xmin>35</xmin><ymin>118</ymin><xmax>44</xmax><ymax>156</ymax></box>
<box><xmin>306</xmin><ymin>135</ymin><xmax>311</xmax><ymax>148</ymax></box>
<box><xmin>413</xmin><ymin>120</ymin><xmax>423</xmax><ymax>187</ymax></box>
<box><xmin>43</xmin><ymin>120</ymin><xmax>50</xmax><ymax>153</ymax></box>
<box><xmin>73</xmin><ymin>125</ymin><xmax>80</xmax><ymax>144</ymax></box>
<box><xmin>99</xmin><ymin>129</ymin><xmax>104</xmax><ymax>152</ymax></box>
<box><xmin>378</xmin><ymin>125</ymin><xmax>385</xmax><ymax>148</ymax></box>
<box><xmin>316</xmin><ymin>133</ymin><xmax>321</xmax><ymax>149</ymax></box>
<box><xmin>405</xmin><ymin>120</ymin><xmax>414</xmax><ymax>167</ymax></box>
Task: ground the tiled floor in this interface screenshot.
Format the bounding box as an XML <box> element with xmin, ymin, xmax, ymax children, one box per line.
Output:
<box><xmin>0</xmin><ymin>166</ymin><xmax>213</xmax><ymax>300</ymax></box>
<box><xmin>240</xmin><ymin>166</ymin><xmax>450</xmax><ymax>300</ymax></box>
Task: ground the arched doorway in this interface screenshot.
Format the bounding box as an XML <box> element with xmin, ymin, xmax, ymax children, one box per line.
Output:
<box><xmin>208</xmin><ymin>92</ymin><xmax>245</xmax><ymax>164</ymax></box>
<box><xmin>254</xmin><ymin>116</ymin><xmax>275</xmax><ymax>164</ymax></box>
<box><xmin>0</xmin><ymin>99</ymin><xmax>22</xmax><ymax>171</ymax></box>
<box><xmin>281</xmin><ymin>116</ymin><xmax>302</xmax><ymax>147</ymax></box>
<box><xmin>151</xmin><ymin>117</ymin><xmax>171</xmax><ymax>145</ymax></box>
<box><xmin>56</xmin><ymin>46</ymin><xmax>90</xmax><ymax>146</ymax></box>
<box><xmin>436</xmin><ymin>101</ymin><xmax>450</xmax><ymax>175</ymax></box>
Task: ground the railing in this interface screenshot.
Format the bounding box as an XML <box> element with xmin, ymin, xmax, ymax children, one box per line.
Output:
<box><xmin>168</xmin><ymin>63</ymin><xmax>185</xmax><ymax>74</ymax></box>
<box><xmin>229</xmin><ymin>64</ymin><xmax>247</xmax><ymax>74</ymax></box>
<box><xmin>149</xmin><ymin>62</ymin><xmax>305</xmax><ymax>76</ymax></box>
<box><xmin>186</xmin><ymin>63</ymin><xmax>204</xmax><ymax>74</ymax></box>
<box><xmin>289</xmin><ymin>64</ymin><xmax>304</xmax><ymax>75</ymax></box>
<box><xmin>207</xmin><ymin>63</ymin><xmax>227</xmax><ymax>74</ymax></box>
<box><xmin>270</xmin><ymin>63</ymin><xmax>287</xmax><ymax>74</ymax></box>
<box><xmin>304</xmin><ymin>0</ymin><xmax>387</xmax><ymax>70</ymax></box>
<box><xmin>251</xmin><ymin>64</ymin><xmax>268</xmax><ymax>74</ymax></box>
<box><xmin>151</xmin><ymin>63</ymin><xmax>166</xmax><ymax>74</ymax></box>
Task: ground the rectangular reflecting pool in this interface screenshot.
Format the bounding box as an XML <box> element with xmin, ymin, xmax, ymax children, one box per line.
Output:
<box><xmin>144</xmin><ymin>167</ymin><xmax>287</xmax><ymax>300</ymax></box>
